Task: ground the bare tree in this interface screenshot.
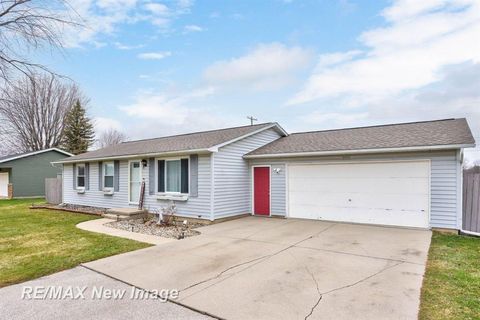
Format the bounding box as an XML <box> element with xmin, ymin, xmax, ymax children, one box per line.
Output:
<box><xmin>0</xmin><ymin>72</ymin><xmax>85</xmax><ymax>152</ymax></box>
<box><xmin>0</xmin><ymin>0</ymin><xmax>82</xmax><ymax>84</ymax></box>
<box><xmin>96</xmin><ymin>128</ymin><xmax>127</xmax><ymax>149</ymax></box>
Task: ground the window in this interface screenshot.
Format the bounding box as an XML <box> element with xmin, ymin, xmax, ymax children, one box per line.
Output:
<box><xmin>103</xmin><ymin>162</ymin><xmax>114</xmax><ymax>189</ymax></box>
<box><xmin>166</xmin><ymin>160</ymin><xmax>181</xmax><ymax>193</ymax></box>
<box><xmin>77</xmin><ymin>164</ymin><xmax>85</xmax><ymax>188</ymax></box>
<box><xmin>158</xmin><ymin>158</ymin><xmax>189</xmax><ymax>194</ymax></box>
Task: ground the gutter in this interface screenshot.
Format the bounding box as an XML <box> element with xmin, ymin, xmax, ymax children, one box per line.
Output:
<box><xmin>244</xmin><ymin>144</ymin><xmax>476</xmax><ymax>159</ymax></box>
<box><xmin>52</xmin><ymin>148</ymin><xmax>213</xmax><ymax>164</ymax></box>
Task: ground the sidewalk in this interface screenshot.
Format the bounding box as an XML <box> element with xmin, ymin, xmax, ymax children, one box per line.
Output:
<box><xmin>77</xmin><ymin>218</ymin><xmax>176</xmax><ymax>245</ymax></box>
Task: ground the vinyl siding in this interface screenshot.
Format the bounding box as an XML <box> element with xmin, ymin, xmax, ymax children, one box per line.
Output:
<box><xmin>63</xmin><ymin>154</ymin><xmax>212</xmax><ymax>219</ymax></box>
<box><xmin>250</xmin><ymin>150</ymin><xmax>461</xmax><ymax>229</ymax></box>
<box><xmin>213</xmin><ymin>128</ymin><xmax>282</xmax><ymax>219</ymax></box>
<box><xmin>0</xmin><ymin>150</ymin><xmax>65</xmax><ymax>197</ymax></box>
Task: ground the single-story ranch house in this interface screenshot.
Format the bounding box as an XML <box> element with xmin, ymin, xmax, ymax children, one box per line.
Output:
<box><xmin>0</xmin><ymin>148</ymin><xmax>72</xmax><ymax>198</ymax></box>
<box><xmin>53</xmin><ymin>118</ymin><xmax>475</xmax><ymax>231</ymax></box>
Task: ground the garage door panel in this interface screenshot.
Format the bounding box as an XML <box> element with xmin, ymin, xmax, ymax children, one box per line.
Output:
<box><xmin>289</xmin><ymin>177</ymin><xmax>429</xmax><ymax>195</ymax></box>
<box><xmin>290</xmin><ymin>162</ymin><xmax>430</xmax><ymax>179</ymax></box>
<box><xmin>290</xmin><ymin>205</ymin><xmax>427</xmax><ymax>228</ymax></box>
<box><xmin>288</xmin><ymin>161</ymin><xmax>430</xmax><ymax>228</ymax></box>
<box><xmin>290</xmin><ymin>192</ymin><xmax>428</xmax><ymax>212</ymax></box>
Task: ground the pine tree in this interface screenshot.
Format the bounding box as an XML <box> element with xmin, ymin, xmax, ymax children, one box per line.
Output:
<box><xmin>62</xmin><ymin>100</ymin><xmax>95</xmax><ymax>154</ymax></box>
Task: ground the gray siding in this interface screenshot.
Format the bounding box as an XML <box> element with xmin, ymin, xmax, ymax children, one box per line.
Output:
<box><xmin>63</xmin><ymin>154</ymin><xmax>212</xmax><ymax>219</ymax></box>
<box><xmin>213</xmin><ymin>128</ymin><xmax>282</xmax><ymax>219</ymax></box>
<box><xmin>250</xmin><ymin>150</ymin><xmax>461</xmax><ymax>229</ymax></box>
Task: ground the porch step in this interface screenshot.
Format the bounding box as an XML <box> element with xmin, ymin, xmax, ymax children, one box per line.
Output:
<box><xmin>102</xmin><ymin>208</ymin><xmax>147</xmax><ymax>221</ymax></box>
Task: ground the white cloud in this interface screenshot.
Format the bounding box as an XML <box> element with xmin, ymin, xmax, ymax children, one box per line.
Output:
<box><xmin>114</xmin><ymin>42</ymin><xmax>144</xmax><ymax>50</ymax></box>
<box><xmin>137</xmin><ymin>51</ymin><xmax>172</xmax><ymax>60</ymax></box>
<box><xmin>62</xmin><ymin>0</ymin><xmax>195</xmax><ymax>47</ymax></box>
<box><xmin>289</xmin><ymin>0</ymin><xmax>480</xmax><ymax>105</ymax></box>
<box><xmin>117</xmin><ymin>86</ymin><xmax>230</xmax><ymax>138</ymax></box>
<box><xmin>183</xmin><ymin>24</ymin><xmax>204</xmax><ymax>33</ymax></box>
<box><xmin>203</xmin><ymin>43</ymin><xmax>314</xmax><ymax>91</ymax></box>
<box><xmin>94</xmin><ymin>116</ymin><xmax>122</xmax><ymax>133</ymax></box>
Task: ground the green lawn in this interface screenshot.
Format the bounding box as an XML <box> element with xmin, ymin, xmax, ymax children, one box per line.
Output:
<box><xmin>419</xmin><ymin>231</ymin><xmax>480</xmax><ymax>320</ymax></box>
<box><xmin>0</xmin><ymin>198</ymin><xmax>151</xmax><ymax>287</ymax></box>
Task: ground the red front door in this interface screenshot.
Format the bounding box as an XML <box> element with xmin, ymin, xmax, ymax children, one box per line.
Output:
<box><xmin>253</xmin><ymin>167</ymin><xmax>270</xmax><ymax>215</ymax></box>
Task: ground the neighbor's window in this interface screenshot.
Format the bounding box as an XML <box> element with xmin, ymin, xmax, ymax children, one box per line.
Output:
<box><xmin>103</xmin><ymin>162</ymin><xmax>114</xmax><ymax>189</ymax></box>
<box><xmin>166</xmin><ymin>160</ymin><xmax>181</xmax><ymax>193</ymax></box>
<box><xmin>77</xmin><ymin>164</ymin><xmax>85</xmax><ymax>188</ymax></box>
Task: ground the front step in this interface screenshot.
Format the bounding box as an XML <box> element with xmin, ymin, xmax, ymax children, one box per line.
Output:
<box><xmin>102</xmin><ymin>208</ymin><xmax>147</xmax><ymax>221</ymax></box>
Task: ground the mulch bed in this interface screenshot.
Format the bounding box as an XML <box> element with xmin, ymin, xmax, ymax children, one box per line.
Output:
<box><xmin>30</xmin><ymin>204</ymin><xmax>107</xmax><ymax>216</ymax></box>
<box><xmin>105</xmin><ymin>218</ymin><xmax>201</xmax><ymax>239</ymax></box>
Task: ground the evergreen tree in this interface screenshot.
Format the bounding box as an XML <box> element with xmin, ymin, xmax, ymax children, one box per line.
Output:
<box><xmin>62</xmin><ymin>100</ymin><xmax>95</xmax><ymax>154</ymax></box>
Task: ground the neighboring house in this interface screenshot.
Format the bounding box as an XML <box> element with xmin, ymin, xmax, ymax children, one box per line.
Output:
<box><xmin>53</xmin><ymin>119</ymin><xmax>476</xmax><ymax>231</ymax></box>
<box><xmin>0</xmin><ymin>148</ymin><xmax>73</xmax><ymax>198</ymax></box>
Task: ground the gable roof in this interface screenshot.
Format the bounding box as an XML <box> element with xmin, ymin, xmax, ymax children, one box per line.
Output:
<box><xmin>0</xmin><ymin>148</ymin><xmax>73</xmax><ymax>164</ymax></box>
<box><xmin>245</xmin><ymin>118</ymin><xmax>475</xmax><ymax>158</ymax></box>
<box><xmin>55</xmin><ymin>122</ymin><xmax>287</xmax><ymax>163</ymax></box>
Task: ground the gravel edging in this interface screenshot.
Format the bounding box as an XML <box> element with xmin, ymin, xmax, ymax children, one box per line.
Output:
<box><xmin>105</xmin><ymin>218</ymin><xmax>201</xmax><ymax>239</ymax></box>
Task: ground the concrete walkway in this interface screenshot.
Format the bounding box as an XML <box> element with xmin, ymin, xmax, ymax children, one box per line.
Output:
<box><xmin>0</xmin><ymin>267</ymin><xmax>211</xmax><ymax>320</ymax></box>
<box><xmin>84</xmin><ymin>217</ymin><xmax>432</xmax><ymax>320</ymax></box>
<box><xmin>77</xmin><ymin>218</ymin><xmax>175</xmax><ymax>245</ymax></box>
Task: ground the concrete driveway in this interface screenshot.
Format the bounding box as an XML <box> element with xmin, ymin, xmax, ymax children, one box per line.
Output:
<box><xmin>84</xmin><ymin>217</ymin><xmax>432</xmax><ymax>320</ymax></box>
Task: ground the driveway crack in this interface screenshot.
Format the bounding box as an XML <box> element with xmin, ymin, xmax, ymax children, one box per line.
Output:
<box><xmin>179</xmin><ymin>223</ymin><xmax>337</xmax><ymax>295</ymax></box>
<box><xmin>304</xmin><ymin>266</ymin><xmax>322</xmax><ymax>320</ymax></box>
<box><xmin>303</xmin><ymin>261</ymin><xmax>404</xmax><ymax>319</ymax></box>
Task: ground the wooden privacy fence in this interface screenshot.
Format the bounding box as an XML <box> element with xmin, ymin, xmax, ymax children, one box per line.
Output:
<box><xmin>463</xmin><ymin>171</ymin><xmax>480</xmax><ymax>233</ymax></box>
<box><xmin>45</xmin><ymin>177</ymin><xmax>62</xmax><ymax>205</ymax></box>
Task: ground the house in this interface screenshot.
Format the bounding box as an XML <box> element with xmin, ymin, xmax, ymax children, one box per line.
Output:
<box><xmin>53</xmin><ymin>118</ymin><xmax>476</xmax><ymax>231</ymax></box>
<box><xmin>0</xmin><ymin>148</ymin><xmax>72</xmax><ymax>198</ymax></box>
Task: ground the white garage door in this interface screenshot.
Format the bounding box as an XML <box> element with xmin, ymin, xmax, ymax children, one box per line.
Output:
<box><xmin>288</xmin><ymin>161</ymin><xmax>430</xmax><ymax>228</ymax></box>
<box><xmin>0</xmin><ymin>172</ymin><xmax>8</xmax><ymax>197</ymax></box>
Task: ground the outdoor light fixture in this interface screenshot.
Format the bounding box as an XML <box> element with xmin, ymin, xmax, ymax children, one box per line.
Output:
<box><xmin>141</xmin><ymin>159</ymin><xmax>148</xmax><ymax>167</ymax></box>
<box><xmin>273</xmin><ymin>168</ymin><xmax>282</xmax><ymax>174</ymax></box>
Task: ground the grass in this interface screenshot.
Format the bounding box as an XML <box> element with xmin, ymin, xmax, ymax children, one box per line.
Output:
<box><xmin>0</xmin><ymin>198</ymin><xmax>151</xmax><ymax>287</ymax></box>
<box><xmin>419</xmin><ymin>231</ymin><xmax>480</xmax><ymax>320</ymax></box>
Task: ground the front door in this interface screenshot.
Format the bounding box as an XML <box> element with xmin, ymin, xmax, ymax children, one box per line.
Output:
<box><xmin>0</xmin><ymin>172</ymin><xmax>8</xmax><ymax>197</ymax></box>
<box><xmin>129</xmin><ymin>161</ymin><xmax>142</xmax><ymax>204</ymax></box>
<box><xmin>253</xmin><ymin>167</ymin><xmax>270</xmax><ymax>215</ymax></box>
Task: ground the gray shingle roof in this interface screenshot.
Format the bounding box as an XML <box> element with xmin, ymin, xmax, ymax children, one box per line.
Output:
<box><xmin>60</xmin><ymin>123</ymin><xmax>281</xmax><ymax>162</ymax></box>
<box><xmin>246</xmin><ymin>118</ymin><xmax>475</xmax><ymax>157</ymax></box>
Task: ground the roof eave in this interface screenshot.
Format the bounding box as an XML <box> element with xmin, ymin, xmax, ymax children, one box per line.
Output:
<box><xmin>0</xmin><ymin>148</ymin><xmax>73</xmax><ymax>164</ymax></box>
<box><xmin>208</xmin><ymin>123</ymin><xmax>288</xmax><ymax>152</ymax></box>
<box><xmin>52</xmin><ymin>148</ymin><xmax>213</xmax><ymax>164</ymax></box>
<box><xmin>244</xmin><ymin>143</ymin><xmax>476</xmax><ymax>159</ymax></box>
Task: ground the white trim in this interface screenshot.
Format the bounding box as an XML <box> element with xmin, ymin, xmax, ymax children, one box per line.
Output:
<box><xmin>0</xmin><ymin>148</ymin><xmax>73</xmax><ymax>164</ymax></box>
<box><xmin>154</xmin><ymin>156</ymin><xmax>190</xmax><ymax>196</ymax></box>
<box><xmin>102</xmin><ymin>161</ymin><xmax>115</xmax><ymax>191</ymax></box>
<box><xmin>210</xmin><ymin>153</ymin><xmax>215</xmax><ymax>221</ymax></box>
<box><xmin>208</xmin><ymin>123</ymin><xmax>288</xmax><ymax>152</ymax></box>
<box><xmin>285</xmin><ymin>163</ymin><xmax>289</xmax><ymax>217</ymax></box>
<box><xmin>456</xmin><ymin>149</ymin><xmax>463</xmax><ymax>230</ymax></box>
<box><xmin>52</xmin><ymin>149</ymin><xmax>211</xmax><ymax>164</ymax></box>
<box><xmin>128</xmin><ymin>160</ymin><xmax>143</xmax><ymax>205</ymax></box>
<box><xmin>244</xmin><ymin>144</ymin><xmax>475</xmax><ymax>159</ymax></box>
<box><xmin>251</xmin><ymin>165</ymin><xmax>272</xmax><ymax>217</ymax></box>
<box><xmin>0</xmin><ymin>172</ymin><xmax>9</xmax><ymax>197</ymax></box>
<box><xmin>76</xmin><ymin>163</ymin><xmax>86</xmax><ymax>189</ymax></box>
<box><xmin>285</xmin><ymin>158</ymin><xmax>431</xmax><ymax>228</ymax></box>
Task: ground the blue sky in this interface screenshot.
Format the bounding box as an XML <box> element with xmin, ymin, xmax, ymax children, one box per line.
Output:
<box><xmin>40</xmin><ymin>0</ymin><xmax>480</xmax><ymax>161</ymax></box>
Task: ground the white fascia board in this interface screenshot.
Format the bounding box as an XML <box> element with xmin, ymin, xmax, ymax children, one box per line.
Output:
<box><xmin>208</xmin><ymin>123</ymin><xmax>288</xmax><ymax>152</ymax></box>
<box><xmin>244</xmin><ymin>144</ymin><xmax>476</xmax><ymax>159</ymax></box>
<box><xmin>0</xmin><ymin>148</ymin><xmax>73</xmax><ymax>164</ymax></box>
<box><xmin>52</xmin><ymin>148</ymin><xmax>212</xmax><ymax>164</ymax></box>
